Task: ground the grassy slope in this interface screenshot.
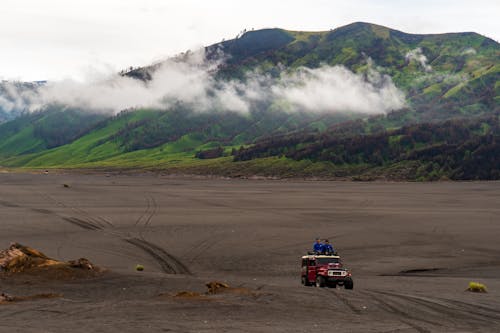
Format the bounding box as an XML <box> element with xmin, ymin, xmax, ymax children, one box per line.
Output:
<box><xmin>0</xmin><ymin>113</ymin><xmax>46</xmax><ymax>156</ymax></box>
<box><xmin>230</xmin><ymin>115</ymin><xmax>500</xmax><ymax>180</ymax></box>
<box><xmin>2</xmin><ymin>110</ymin><xmax>155</xmax><ymax>167</ymax></box>
<box><xmin>0</xmin><ymin>108</ymin><xmax>107</xmax><ymax>158</ymax></box>
<box><xmin>1</xmin><ymin>105</ymin><xmax>365</xmax><ymax>168</ymax></box>
<box><xmin>0</xmin><ymin>125</ymin><xmax>45</xmax><ymax>156</ymax></box>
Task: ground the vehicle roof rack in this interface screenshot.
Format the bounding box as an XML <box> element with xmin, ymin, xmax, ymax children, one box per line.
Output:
<box><xmin>306</xmin><ymin>251</ymin><xmax>339</xmax><ymax>255</ymax></box>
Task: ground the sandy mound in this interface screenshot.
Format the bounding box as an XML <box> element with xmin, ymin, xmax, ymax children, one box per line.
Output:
<box><xmin>0</xmin><ymin>293</ymin><xmax>14</xmax><ymax>303</ymax></box>
<box><xmin>206</xmin><ymin>281</ymin><xmax>258</xmax><ymax>296</ymax></box>
<box><xmin>205</xmin><ymin>281</ymin><xmax>230</xmax><ymax>294</ymax></box>
<box><xmin>159</xmin><ymin>290</ymin><xmax>213</xmax><ymax>302</ymax></box>
<box><xmin>164</xmin><ymin>281</ymin><xmax>261</xmax><ymax>301</ymax></box>
<box><xmin>0</xmin><ymin>292</ymin><xmax>61</xmax><ymax>304</ymax></box>
<box><xmin>0</xmin><ymin>243</ymin><xmax>59</xmax><ymax>273</ymax></box>
<box><xmin>174</xmin><ymin>291</ymin><xmax>203</xmax><ymax>298</ymax></box>
<box><xmin>0</xmin><ymin>243</ymin><xmax>100</xmax><ymax>279</ymax></box>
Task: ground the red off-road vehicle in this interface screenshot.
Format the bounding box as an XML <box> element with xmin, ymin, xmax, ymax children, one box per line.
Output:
<box><xmin>301</xmin><ymin>254</ymin><xmax>353</xmax><ymax>289</ymax></box>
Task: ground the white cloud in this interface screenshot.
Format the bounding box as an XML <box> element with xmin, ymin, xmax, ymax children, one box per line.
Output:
<box><xmin>405</xmin><ymin>48</ymin><xmax>432</xmax><ymax>72</ymax></box>
<box><xmin>0</xmin><ymin>82</ymin><xmax>39</xmax><ymax>112</ymax></box>
<box><xmin>2</xmin><ymin>51</ymin><xmax>405</xmax><ymax>116</ymax></box>
<box><xmin>273</xmin><ymin>65</ymin><xmax>405</xmax><ymax>114</ymax></box>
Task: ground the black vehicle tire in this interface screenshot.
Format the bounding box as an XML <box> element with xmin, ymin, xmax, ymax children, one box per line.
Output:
<box><xmin>344</xmin><ymin>278</ymin><xmax>354</xmax><ymax>290</ymax></box>
<box><xmin>301</xmin><ymin>276</ymin><xmax>311</xmax><ymax>286</ymax></box>
<box><xmin>316</xmin><ymin>276</ymin><xmax>326</xmax><ymax>288</ymax></box>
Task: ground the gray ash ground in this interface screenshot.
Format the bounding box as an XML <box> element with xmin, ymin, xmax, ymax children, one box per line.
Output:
<box><xmin>0</xmin><ymin>173</ymin><xmax>499</xmax><ymax>332</ymax></box>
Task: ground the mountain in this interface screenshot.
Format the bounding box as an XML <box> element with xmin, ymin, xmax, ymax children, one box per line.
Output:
<box><xmin>129</xmin><ymin>22</ymin><xmax>498</xmax><ymax>117</ymax></box>
<box><xmin>0</xmin><ymin>22</ymin><xmax>498</xmax><ymax>179</ymax></box>
<box><xmin>215</xmin><ymin>23</ymin><xmax>498</xmax><ymax>120</ymax></box>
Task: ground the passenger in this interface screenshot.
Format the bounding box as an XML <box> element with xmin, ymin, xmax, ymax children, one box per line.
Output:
<box><xmin>322</xmin><ymin>239</ymin><xmax>334</xmax><ymax>255</ymax></box>
<box><xmin>313</xmin><ymin>238</ymin><xmax>323</xmax><ymax>254</ymax></box>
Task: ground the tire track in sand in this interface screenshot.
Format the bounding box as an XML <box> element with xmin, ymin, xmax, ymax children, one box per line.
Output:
<box><xmin>369</xmin><ymin>290</ymin><xmax>500</xmax><ymax>326</ymax></box>
<box><xmin>39</xmin><ymin>192</ymin><xmax>191</xmax><ymax>275</ymax></box>
<box><xmin>361</xmin><ymin>290</ymin><xmax>433</xmax><ymax>333</ymax></box>
<box><xmin>325</xmin><ymin>289</ymin><xmax>361</xmax><ymax>315</ymax></box>
<box><xmin>185</xmin><ymin>233</ymin><xmax>224</xmax><ymax>264</ymax></box>
<box><xmin>124</xmin><ymin>237</ymin><xmax>191</xmax><ymax>275</ymax></box>
<box><xmin>42</xmin><ymin>193</ymin><xmax>114</xmax><ymax>229</ymax></box>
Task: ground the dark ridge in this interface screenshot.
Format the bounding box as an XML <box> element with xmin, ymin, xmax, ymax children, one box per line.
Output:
<box><xmin>206</xmin><ymin>28</ymin><xmax>294</xmax><ymax>63</ymax></box>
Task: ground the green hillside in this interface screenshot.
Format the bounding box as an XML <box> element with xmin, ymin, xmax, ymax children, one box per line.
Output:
<box><xmin>1</xmin><ymin>107</ymin><xmax>359</xmax><ymax>168</ymax></box>
<box><xmin>1</xmin><ymin>110</ymin><xmax>156</xmax><ymax>167</ymax></box>
<box><xmin>232</xmin><ymin>113</ymin><xmax>500</xmax><ymax>180</ymax></box>
<box><xmin>212</xmin><ymin>22</ymin><xmax>498</xmax><ymax>119</ymax></box>
<box><xmin>0</xmin><ymin>107</ymin><xmax>106</xmax><ymax>157</ymax></box>
<box><xmin>0</xmin><ymin>22</ymin><xmax>498</xmax><ymax>179</ymax></box>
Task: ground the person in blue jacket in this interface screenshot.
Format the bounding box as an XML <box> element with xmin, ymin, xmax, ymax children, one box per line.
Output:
<box><xmin>322</xmin><ymin>239</ymin><xmax>335</xmax><ymax>255</ymax></box>
<box><xmin>313</xmin><ymin>238</ymin><xmax>323</xmax><ymax>254</ymax></box>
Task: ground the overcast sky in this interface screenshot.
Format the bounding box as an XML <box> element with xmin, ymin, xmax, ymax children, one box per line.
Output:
<box><xmin>1</xmin><ymin>0</ymin><xmax>498</xmax><ymax>81</ymax></box>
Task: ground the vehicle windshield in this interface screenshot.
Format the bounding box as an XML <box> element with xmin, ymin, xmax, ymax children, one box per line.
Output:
<box><xmin>316</xmin><ymin>258</ymin><xmax>339</xmax><ymax>265</ymax></box>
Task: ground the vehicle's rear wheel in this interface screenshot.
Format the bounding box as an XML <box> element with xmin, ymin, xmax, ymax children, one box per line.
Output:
<box><xmin>344</xmin><ymin>278</ymin><xmax>354</xmax><ymax>290</ymax></box>
<box><xmin>301</xmin><ymin>276</ymin><xmax>310</xmax><ymax>286</ymax></box>
<box><xmin>316</xmin><ymin>276</ymin><xmax>326</xmax><ymax>288</ymax></box>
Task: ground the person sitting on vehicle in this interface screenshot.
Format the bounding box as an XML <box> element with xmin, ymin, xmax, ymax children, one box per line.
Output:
<box><xmin>313</xmin><ymin>238</ymin><xmax>323</xmax><ymax>254</ymax></box>
<box><xmin>322</xmin><ymin>239</ymin><xmax>335</xmax><ymax>255</ymax></box>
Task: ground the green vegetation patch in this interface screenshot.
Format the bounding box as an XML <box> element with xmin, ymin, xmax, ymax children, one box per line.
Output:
<box><xmin>467</xmin><ymin>282</ymin><xmax>487</xmax><ymax>293</ymax></box>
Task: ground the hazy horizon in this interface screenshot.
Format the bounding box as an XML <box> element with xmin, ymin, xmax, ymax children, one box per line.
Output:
<box><xmin>1</xmin><ymin>0</ymin><xmax>499</xmax><ymax>81</ymax></box>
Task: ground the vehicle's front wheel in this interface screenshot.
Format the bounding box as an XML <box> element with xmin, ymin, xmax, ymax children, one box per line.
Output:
<box><xmin>316</xmin><ymin>276</ymin><xmax>326</xmax><ymax>288</ymax></box>
<box><xmin>344</xmin><ymin>278</ymin><xmax>354</xmax><ymax>290</ymax></box>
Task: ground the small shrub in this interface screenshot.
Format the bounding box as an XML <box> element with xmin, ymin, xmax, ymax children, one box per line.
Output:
<box><xmin>63</xmin><ymin>184</ymin><xmax>70</xmax><ymax>188</ymax></box>
<box><xmin>135</xmin><ymin>264</ymin><xmax>144</xmax><ymax>272</ymax></box>
<box><xmin>467</xmin><ymin>281</ymin><xmax>487</xmax><ymax>293</ymax></box>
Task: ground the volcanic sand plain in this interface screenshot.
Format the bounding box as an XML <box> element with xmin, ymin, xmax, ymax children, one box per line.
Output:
<box><xmin>0</xmin><ymin>172</ymin><xmax>499</xmax><ymax>332</ymax></box>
